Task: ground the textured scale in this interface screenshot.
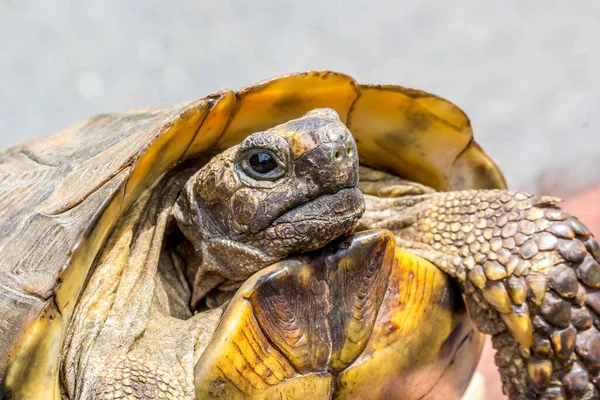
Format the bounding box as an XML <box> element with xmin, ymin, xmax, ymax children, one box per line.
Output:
<box><xmin>362</xmin><ymin>188</ymin><xmax>600</xmax><ymax>399</ymax></box>
<box><xmin>95</xmin><ymin>355</ymin><xmax>187</xmax><ymax>400</ymax></box>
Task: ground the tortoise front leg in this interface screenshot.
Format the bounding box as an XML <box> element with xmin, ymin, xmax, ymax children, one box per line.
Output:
<box><xmin>360</xmin><ymin>190</ymin><xmax>600</xmax><ymax>399</ymax></box>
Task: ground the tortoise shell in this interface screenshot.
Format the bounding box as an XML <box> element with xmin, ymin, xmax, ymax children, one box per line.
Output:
<box><xmin>0</xmin><ymin>71</ymin><xmax>505</xmax><ymax>398</ymax></box>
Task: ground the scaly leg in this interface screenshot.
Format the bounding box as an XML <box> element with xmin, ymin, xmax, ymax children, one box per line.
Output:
<box><xmin>359</xmin><ymin>189</ymin><xmax>600</xmax><ymax>399</ymax></box>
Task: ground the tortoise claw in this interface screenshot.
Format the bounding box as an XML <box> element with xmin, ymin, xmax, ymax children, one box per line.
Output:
<box><xmin>500</xmin><ymin>305</ymin><xmax>533</xmax><ymax>348</ymax></box>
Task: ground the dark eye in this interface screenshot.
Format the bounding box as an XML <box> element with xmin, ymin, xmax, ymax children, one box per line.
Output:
<box><xmin>249</xmin><ymin>152</ymin><xmax>277</xmax><ymax>174</ymax></box>
<box><xmin>240</xmin><ymin>149</ymin><xmax>286</xmax><ymax>181</ymax></box>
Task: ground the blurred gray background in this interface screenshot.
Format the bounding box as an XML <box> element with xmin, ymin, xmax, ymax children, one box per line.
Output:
<box><xmin>1</xmin><ymin>0</ymin><xmax>598</xmax><ymax>197</ymax></box>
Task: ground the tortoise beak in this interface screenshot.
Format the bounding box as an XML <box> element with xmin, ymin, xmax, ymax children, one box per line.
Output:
<box><xmin>193</xmin><ymin>230</ymin><xmax>483</xmax><ymax>399</ymax></box>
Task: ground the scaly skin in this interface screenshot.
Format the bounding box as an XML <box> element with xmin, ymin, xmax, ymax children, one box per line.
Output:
<box><xmin>360</xmin><ymin>185</ymin><xmax>600</xmax><ymax>399</ymax></box>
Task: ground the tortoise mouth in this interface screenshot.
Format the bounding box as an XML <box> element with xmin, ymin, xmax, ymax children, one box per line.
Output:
<box><xmin>245</xmin><ymin>187</ymin><xmax>365</xmax><ymax>256</ymax></box>
<box><xmin>272</xmin><ymin>187</ymin><xmax>364</xmax><ymax>226</ymax></box>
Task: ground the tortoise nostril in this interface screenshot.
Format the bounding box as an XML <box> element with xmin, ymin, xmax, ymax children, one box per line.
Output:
<box><xmin>332</xmin><ymin>145</ymin><xmax>356</xmax><ymax>163</ymax></box>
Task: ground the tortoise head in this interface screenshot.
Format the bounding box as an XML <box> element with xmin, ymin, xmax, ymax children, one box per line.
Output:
<box><xmin>174</xmin><ymin>108</ymin><xmax>365</xmax><ymax>307</ymax></box>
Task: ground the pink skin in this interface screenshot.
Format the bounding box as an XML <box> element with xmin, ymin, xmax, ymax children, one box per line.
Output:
<box><xmin>466</xmin><ymin>185</ymin><xmax>600</xmax><ymax>399</ymax></box>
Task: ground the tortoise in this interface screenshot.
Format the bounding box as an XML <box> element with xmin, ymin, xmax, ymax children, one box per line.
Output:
<box><xmin>0</xmin><ymin>71</ymin><xmax>598</xmax><ymax>400</ymax></box>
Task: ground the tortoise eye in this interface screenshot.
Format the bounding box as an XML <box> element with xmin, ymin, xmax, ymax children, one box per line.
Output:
<box><xmin>241</xmin><ymin>149</ymin><xmax>286</xmax><ymax>181</ymax></box>
<box><xmin>249</xmin><ymin>152</ymin><xmax>277</xmax><ymax>174</ymax></box>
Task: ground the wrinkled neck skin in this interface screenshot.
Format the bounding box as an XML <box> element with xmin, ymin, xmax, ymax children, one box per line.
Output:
<box><xmin>61</xmin><ymin>170</ymin><xmax>221</xmax><ymax>400</ymax></box>
<box><xmin>172</xmin><ymin>190</ymin><xmax>282</xmax><ymax>309</ymax></box>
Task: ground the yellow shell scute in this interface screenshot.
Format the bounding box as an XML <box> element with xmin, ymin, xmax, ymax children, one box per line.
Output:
<box><xmin>183</xmin><ymin>91</ymin><xmax>237</xmax><ymax>159</ymax></box>
<box><xmin>217</xmin><ymin>71</ymin><xmax>359</xmax><ymax>149</ymax></box>
<box><xmin>3</xmin><ymin>304</ymin><xmax>63</xmax><ymax>400</ymax></box>
<box><xmin>194</xmin><ymin>286</ymin><xmax>301</xmax><ymax>398</ymax></box>
<box><xmin>451</xmin><ymin>141</ymin><xmax>507</xmax><ymax>190</ymax></box>
<box><xmin>124</xmin><ymin>98</ymin><xmax>212</xmax><ymax>202</ymax></box>
<box><xmin>195</xmin><ymin>231</ymin><xmax>482</xmax><ymax>398</ymax></box>
<box><xmin>347</xmin><ymin>84</ymin><xmax>474</xmax><ymax>191</ymax></box>
<box><xmin>335</xmin><ymin>247</ymin><xmax>484</xmax><ymax>399</ymax></box>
